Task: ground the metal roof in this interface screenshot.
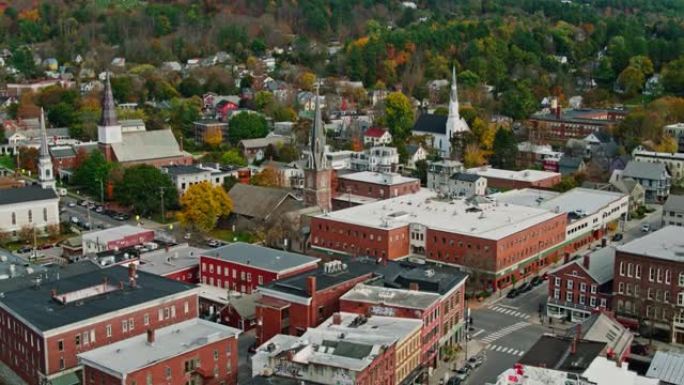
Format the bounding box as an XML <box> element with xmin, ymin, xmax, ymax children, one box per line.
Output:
<box><xmin>663</xmin><ymin>194</ymin><xmax>684</xmax><ymax>213</ymax></box>
<box><xmin>617</xmin><ymin>226</ymin><xmax>684</xmax><ymax>262</ymax></box>
<box><xmin>110</xmin><ymin>130</ymin><xmax>188</xmax><ymax>163</ymax></box>
<box><xmin>647</xmin><ymin>351</ymin><xmax>684</xmax><ymax>385</ymax></box>
<box><xmin>622</xmin><ymin>160</ymin><xmax>668</xmax><ymax>180</ymax></box>
<box><xmin>204</xmin><ymin>242</ymin><xmax>319</xmax><ymax>273</ymax></box>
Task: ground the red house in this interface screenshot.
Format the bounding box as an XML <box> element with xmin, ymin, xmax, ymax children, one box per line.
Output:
<box><xmin>200</xmin><ymin>242</ymin><xmax>319</xmax><ymax>294</ymax></box>
<box><xmin>0</xmin><ymin>265</ymin><xmax>199</xmax><ymax>385</ymax></box>
<box><xmin>546</xmin><ymin>247</ymin><xmax>615</xmax><ymax>323</ymax></box>
<box><xmin>79</xmin><ymin>319</ymin><xmax>240</xmax><ymax>385</ymax></box>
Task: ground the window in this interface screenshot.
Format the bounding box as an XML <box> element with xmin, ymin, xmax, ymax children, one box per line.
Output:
<box><xmin>554</xmin><ymin>277</ymin><xmax>561</xmax><ymax>287</ymax></box>
<box><xmin>579</xmin><ymin>294</ymin><xmax>585</xmax><ymax>305</ymax></box>
<box><xmin>75</xmin><ymin>334</ymin><xmax>80</xmax><ymax>347</ymax></box>
<box><xmin>43</xmin><ymin>208</ymin><xmax>47</xmax><ymax>222</ymax></box>
<box><xmin>666</xmin><ymin>270</ymin><xmax>672</xmax><ymax>284</ymax></box>
<box><xmin>580</xmin><ymin>283</ymin><xmax>587</xmax><ymax>292</ymax></box>
<box><xmin>122</xmin><ymin>320</ymin><xmax>128</xmax><ymax>333</ymax></box>
<box><xmin>590</xmin><ymin>285</ymin><xmax>597</xmax><ymax>294</ymax></box>
<box><xmin>214</xmin><ymin>350</ymin><xmax>219</xmax><ymax>361</ymax></box>
<box><xmin>247</xmin><ymin>273</ymin><xmax>252</xmax><ymax>282</ymax></box>
<box><xmin>627</xmin><ymin>263</ymin><xmax>633</xmax><ymax>277</ymax></box>
<box><xmin>83</xmin><ymin>331</ymin><xmax>89</xmax><ymax>345</ymax></box>
<box><xmin>106</xmin><ymin>324</ymin><xmax>112</xmax><ymax>337</ymax></box>
<box><xmin>59</xmin><ymin>357</ymin><xmax>64</xmax><ymax>370</ymax></box>
<box><xmin>128</xmin><ymin>318</ymin><xmax>135</xmax><ymax>331</ymax></box>
<box><xmin>144</xmin><ymin>314</ymin><xmax>149</xmax><ymax>326</ymax></box>
<box><xmin>165</xmin><ymin>367</ymin><xmax>172</xmax><ymax>379</ymax></box>
<box><xmin>665</xmin><ymin>291</ymin><xmax>671</xmax><ymax>303</ymax></box>
<box><xmin>184</xmin><ymin>301</ymin><xmax>189</xmax><ymax>314</ymax></box>
<box><xmin>618</xmin><ymin>282</ymin><xmax>625</xmax><ymax>294</ymax></box>
<box><xmin>184</xmin><ymin>358</ymin><xmax>198</xmax><ymax>372</ymax></box>
<box><xmin>600</xmin><ymin>298</ymin><xmax>607</xmax><ymax>308</ymax></box>
<box><xmin>649</xmin><ymin>267</ymin><xmax>655</xmax><ymax>282</ymax></box>
<box><xmin>258</xmin><ymin>275</ymin><xmax>264</xmax><ymax>285</ymax></box>
<box><xmin>567</xmin><ymin>280</ymin><xmax>574</xmax><ymax>290</ymax></box>
<box><xmin>678</xmin><ymin>292</ymin><xmax>684</xmax><ymax>306</ymax></box>
<box><xmin>635</xmin><ymin>264</ymin><xmax>641</xmax><ymax>279</ymax></box>
<box><xmin>11</xmin><ymin>212</ymin><xmax>15</xmax><ymax>225</ymax></box>
<box><xmin>590</xmin><ymin>297</ymin><xmax>596</xmax><ymax>307</ymax></box>
<box><xmin>90</xmin><ymin>329</ymin><xmax>95</xmax><ymax>343</ymax></box>
<box><xmin>554</xmin><ymin>289</ymin><xmax>560</xmax><ymax>300</ymax></box>
<box><xmin>648</xmin><ymin>288</ymin><xmax>653</xmax><ymax>299</ymax></box>
<box><xmin>216</xmin><ymin>266</ymin><xmax>221</xmax><ymax>275</ymax></box>
<box><xmin>159</xmin><ymin>309</ymin><xmax>164</xmax><ymax>321</ymax></box>
<box><xmin>209</xmin><ymin>264</ymin><xmax>214</xmax><ymax>273</ymax></box>
<box><xmin>566</xmin><ymin>292</ymin><xmax>573</xmax><ymax>302</ymax></box>
<box><xmin>57</xmin><ymin>340</ymin><xmax>64</xmax><ymax>352</ymax></box>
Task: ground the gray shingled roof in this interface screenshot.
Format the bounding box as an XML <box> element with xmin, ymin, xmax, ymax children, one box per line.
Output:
<box><xmin>110</xmin><ymin>130</ymin><xmax>187</xmax><ymax>162</ymax></box>
<box><xmin>204</xmin><ymin>242</ymin><xmax>319</xmax><ymax>273</ymax></box>
<box><xmin>664</xmin><ymin>194</ymin><xmax>684</xmax><ymax>213</ymax></box>
<box><xmin>451</xmin><ymin>172</ymin><xmax>482</xmax><ymax>183</ymax></box>
<box><xmin>582</xmin><ymin>246</ymin><xmax>616</xmax><ymax>285</ymax></box>
<box><xmin>228</xmin><ymin>184</ymin><xmax>298</xmax><ymax>220</ymax></box>
<box><xmin>0</xmin><ymin>185</ymin><xmax>58</xmax><ymax>205</ymax></box>
<box><xmin>622</xmin><ymin>160</ymin><xmax>668</xmax><ymax>180</ymax></box>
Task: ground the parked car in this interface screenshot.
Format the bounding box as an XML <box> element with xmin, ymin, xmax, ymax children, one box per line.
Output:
<box><xmin>453</xmin><ymin>367</ymin><xmax>470</xmax><ymax>381</ymax></box>
<box><xmin>506</xmin><ymin>287</ymin><xmax>520</xmax><ymax>298</ymax></box>
<box><xmin>67</xmin><ymin>202</ymin><xmax>77</xmax><ymax>207</ymax></box>
<box><xmin>531</xmin><ymin>276</ymin><xmax>543</xmax><ymax>287</ymax></box>
<box><xmin>542</xmin><ymin>272</ymin><xmax>549</xmax><ymax>280</ymax></box>
<box><xmin>95</xmin><ymin>206</ymin><xmax>104</xmax><ymax>213</ymax></box>
<box><xmin>446</xmin><ymin>377</ymin><xmax>462</xmax><ymax>385</ymax></box>
<box><xmin>16</xmin><ymin>246</ymin><xmax>33</xmax><ymax>254</ymax></box>
<box><xmin>519</xmin><ymin>282</ymin><xmax>533</xmax><ymax>293</ymax></box>
<box><xmin>466</xmin><ymin>355</ymin><xmax>483</xmax><ymax>369</ymax></box>
<box><xmin>641</xmin><ymin>223</ymin><xmax>651</xmax><ymax>232</ymax></box>
<box><xmin>611</xmin><ymin>233</ymin><xmax>624</xmax><ymax>242</ymax></box>
<box><xmin>70</xmin><ymin>216</ymin><xmax>79</xmax><ymax>224</ymax></box>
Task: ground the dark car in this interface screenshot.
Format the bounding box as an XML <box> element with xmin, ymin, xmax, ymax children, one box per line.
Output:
<box><xmin>16</xmin><ymin>246</ymin><xmax>33</xmax><ymax>254</ymax></box>
<box><xmin>466</xmin><ymin>356</ymin><xmax>483</xmax><ymax>370</ymax></box>
<box><xmin>531</xmin><ymin>276</ymin><xmax>543</xmax><ymax>286</ymax></box>
<box><xmin>447</xmin><ymin>377</ymin><xmax>462</xmax><ymax>385</ymax></box>
<box><xmin>612</xmin><ymin>233</ymin><xmax>624</xmax><ymax>242</ymax></box>
<box><xmin>519</xmin><ymin>282</ymin><xmax>533</xmax><ymax>293</ymax></box>
<box><xmin>453</xmin><ymin>367</ymin><xmax>470</xmax><ymax>381</ymax></box>
<box><xmin>506</xmin><ymin>287</ymin><xmax>520</xmax><ymax>298</ymax></box>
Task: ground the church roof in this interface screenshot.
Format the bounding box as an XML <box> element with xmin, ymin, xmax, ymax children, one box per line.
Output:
<box><xmin>110</xmin><ymin>130</ymin><xmax>188</xmax><ymax>163</ymax></box>
<box><xmin>100</xmin><ymin>73</ymin><xmax>118</xmax><ymax>127</ymax></box>
<box><xmin>412</xmin><ymin>114</ymin><xmax>448</xmax><ymax>135</ymax></box>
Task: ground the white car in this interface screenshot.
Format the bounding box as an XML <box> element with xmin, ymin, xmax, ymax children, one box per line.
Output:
<box><xmin>641</xmin><ymin>224</ymin><xmax>651</xmax><ymax>232</ymax></box>
<box><xmin>70</xmin><ymin>216</ymin><xmax>79</xmax><ymax>224</ymax></box>
<box><xmin>67</xmin><ymin>202</ymin><xmax>76</xmax><ymax>207</ymax></box>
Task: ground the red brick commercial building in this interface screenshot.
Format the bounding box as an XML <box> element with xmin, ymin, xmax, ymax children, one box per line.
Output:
<box><xmin>547</xmin><ymin>247</ymin><xmax>615</xmax><ymax>323</ymax></box>
<box><xmin>466</xmin><ymin>166</ymin><xmax>561</xmax><ymax>190</ymax></box>
<box><xmin>612</xmin><ymin>226</ymin><xmax>684</xmax><ymax>344</ymax></box>
<box><xmin>336</xmin><ymin>171</ymin><xmax>420</xmax><ymax>200</ymax></box>
<box><xmin>79</xmin><ymin>319</ymin><xmax>240</xmax><ymax>385</ymax></box>
<box><xmin>200</xmin><ymin>242</ymin><xmax>319</xmax><ymax>294</ymax></box>
<box><xmin>81</xmin><ymin>225</ymin><xmax>155</xmax><ymax>254</ymax></box>
<box><xmin>528</xmin><ymin>106</ymin><xmax>627</xmax><ymax>144</ymax></box>
<box><xmin>137</xmin><ymin>244</ymin><xmax>206</xmax><ymax>284</ymax></box>
<box><xmin>311</xmin><ymin>190</ymin><xmax>567</xmax><ymax>291</ymax></box>
<box><xmin>0</xmin><ymin>265</ymin><xmax>199</xmax><ymax>385</ymax></box>
<box><xmin>198</xmin><ymin>285</ymin><xmax>260</xmax><ymax>332</ymax></box>
<box><xmin>340</xmin><ymin>264</ymin><xmax>468</xmax><ymax>368</ymax></box>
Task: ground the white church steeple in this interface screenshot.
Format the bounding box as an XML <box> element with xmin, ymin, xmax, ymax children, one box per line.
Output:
<box><xmin>446</xmin><ymin>66</ymin><xmax>469</xmax><ymax>139</ymax></box>
<box><xmin>38</xmin><ymin>108</ymin><xmax>55</xmax><ymax>190</ymax></box>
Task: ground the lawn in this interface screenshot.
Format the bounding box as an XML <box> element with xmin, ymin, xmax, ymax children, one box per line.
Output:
<box><xmin>0</xmin><ymin>155</ymin><xmax>15</xmax><ymax>170</ymax></box>
<box><xmin>210</xmin><ymin>228</ymin><xmax>256</xmax><ymax>243</ymax></box>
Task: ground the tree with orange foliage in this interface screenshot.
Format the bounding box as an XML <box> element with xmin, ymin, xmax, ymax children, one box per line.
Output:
<box><xmin>17</xmin><ymin>92</ymin><xmax>40</xmax><ymax>119</ymax></box>
<box><xmin>18</xmin><ymin>147</ymin><xmax>39</xmax><ymax>174</ymax></box>
<box><xmin>350</xmin><ymin>136</ymin><xmax>363</xmax><ymax>152</ymax></box>
<box><xmin>204</xmin><ymin>128</ymin><xmax>223</xmax><ymax>148</ymax></box>
<box><xmin>250</xmin><ymin>165</ymin><xmax>282</xmax><ymax>187</ymax></box>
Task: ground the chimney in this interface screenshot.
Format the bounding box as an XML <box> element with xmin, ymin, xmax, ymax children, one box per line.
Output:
<box><xmin>128</xmin><ymin>264</ymin><xmax>137</xmax><ymax>287</ymax></box>
<box><xmin>147</xmin><ymin>329</ymin><xmax>155</xmax><ymax>344</ymax></box>
<box><xmin>409</xmin><ymin>282</ymin><xmax>419</xmax><ymax>291</ymax></box>
<box><xmin>332</xmin><ymin>312</ymin><xmax>341</xmax><ymax>325</ymax></box>
<box><xmin>307</xmin><ymin>276</ymin><xmax>317</xmax><ymax>296</ymax></box>
<box><xmin>583</xmin><ymin>254</ymin><xmax>590</xmax><ymax>270</ymax></box>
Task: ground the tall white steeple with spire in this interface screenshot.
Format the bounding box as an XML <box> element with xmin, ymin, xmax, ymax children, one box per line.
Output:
<box><xmin>446</xmin><ymin>66</ymin><xmax>469</xmax><ymax>137</ymax></box>
<box><xmin>38</xmin><ymin>108</ymin><xmax>56</xmax><ymax>190</ymax></box>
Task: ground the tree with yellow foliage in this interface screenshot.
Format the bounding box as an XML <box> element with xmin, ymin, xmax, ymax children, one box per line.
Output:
<box><xmin>250</xmin><ymin>166</ymin><xmax>282</xmax><ymax>187</ymax></box>
<box><xmin>463</xmin><ymin>144</ymin><xmax>487</xmax><ymax>168</ymax></box>
<box><xmin>298</xmin><ymin>72</ymin><xmax>317</xmax><ymax>91</ymax></box>
<box><xmin>203</xmin><ymin>128</ymin><xmax>223</xmax><ymax>149</ymax></box>
<box><xmin>178</xmin><ymin>182</ymin><xmax>233</xmax><ymax>233</ymax></box>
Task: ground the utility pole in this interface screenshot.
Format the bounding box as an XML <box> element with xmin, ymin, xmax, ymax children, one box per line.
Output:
<box><xmin>159</xmin><ymin>187</ymin><xmax>167</xmax><ymax>224</ymax></box>
<box><xmin>99</xmin><ymin>178</ymin><xmax>104</xmax><ymax>204</ymax></box>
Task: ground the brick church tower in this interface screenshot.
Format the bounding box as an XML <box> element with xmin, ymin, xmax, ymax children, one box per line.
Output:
<box><xmin>304</xmin><ymin>86</ymin><xmax>332</xmax><ymax>212</ymax></box>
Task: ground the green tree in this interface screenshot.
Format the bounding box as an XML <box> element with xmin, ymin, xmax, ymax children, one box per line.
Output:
<box><xmin>72</xmin><ymin>151</ymin><xmax>112</xmax><ymax>197</ymax></box>
<box><xmin>490</xmin><ymin>128</ymin><xmax>518</xmax><ymax>169</ymax></box>
<box><xmin>178</xmin><ymin>76</ymin><xmax>203</xmax><ymax>97</ymax></box>
<box><xmin>500</xmin><ymin>81</ymin><xmax>537</xmax><ymax>120</ymax></box>
<box><xmin>10</xmin><ymin>47</ymin><xmax>37</xmax><ymax>77</ymax></box>
<box><xmin>254</xmin><ymin>91</ymin><xmax>275</xmax><ymax>112</ymax></box>
<box><xmin>168</xmin><ymin>97</ymin><xmax>202</xmax><ymax>137</ymax></box>
<box><xmin>227</xmin><ymin>113</ymin><xmax>268</xmax><ymax>145</ymax></box>
<box><xmin>663</xmin><ymin>56</ymin><xmax>684</xmax><ymax>95</ymax></box>
<box><xmin>617</xmin><ymin>66</ymin><xmax>645</xmax><ymax>97</ymax></box>
<box><xmin>115</xmin><ymin>165</ymin><xmax>178</xmax><ymax>216</ymax></box>
<box><xmin>221</xmin><ymin>149</ymin><xmax>247</xmax><ymax>166</ymax></box>
<box><xmin>385</xmin><ymin>92</ymin><xmax>414</xmax><ymax>141</ymax></box>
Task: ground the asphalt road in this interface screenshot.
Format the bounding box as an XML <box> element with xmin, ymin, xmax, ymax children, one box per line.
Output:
<box><xmin>238</xmin><ymin>332</ymin><xmax>256</xmax><ymax>383</ymax></box>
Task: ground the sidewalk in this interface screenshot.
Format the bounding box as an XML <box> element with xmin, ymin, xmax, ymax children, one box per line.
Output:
<box><xmin>428</xmin><ymin>341</ymin><xmax>486</xmax><ymax>385</ymax></box>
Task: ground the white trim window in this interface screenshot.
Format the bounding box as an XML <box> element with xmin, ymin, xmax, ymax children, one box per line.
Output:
<box><xmin>580</xmin><ymin>283</ymin><xmax>587</xmax><ymax>292</ymax></box>
<box><xmin>618</xmin><ymin>282</ymin><xmax>625</xmax><ymax>294</ymax></box>
<box><xmin>666</xmin><ymin>270</ymin><xmax>672</xmax><ymax>285</ymax></box>
<box><xmin>600</xmin><ymin>298</ymin><xmax>607</xmax><ymax>308</ymax></box>
<box><xmin>554</xmin><ymin>289</ymin><xmax>560</xmax><ymax>300</ymax></box>
<box><xmin>627</xmin><ymin>263</ymin><xmax>633</xmax><ymax>277</ymax></box>
<box><xmin>566</xmin><ymin>292</ymin><xmax>573</xmax><ymax>303</ymax></box>
<box><xmin>567</xmin><ymin>280</ymin><xmax>574</xmax><ymax>290</ymax></box>
<box><xmin>590</xmin><ymin>285</ymin><xmax>597</xmax><ymax>294</ymax></box>
<box><xmin>678</xmin><ymin>292</ymin><xmax>684</xmax><ymax>306</ymax></box>
<box><xmin>635</xmin><ymin>265</ymin><xmax>641</xmax><ymax>279</ymax></box>
<box><xmin>579</xmin><ymin>294</ymin><xmax>586</xmax><ymax>305</ymax></box>
<box><xmin>650</xmin><ymin>267</ymin><xmax>655</xmax><ymax>282</ymax></box>
<box><xmin>590</xmin><ymin>297</ymin><xmax>596</xmax><ymax>307</ymax></box>
<box><xmin>665</xmin><ymin>291</ymin><xmax>671</xmax><ymax>303</ymax></box>
<box><xmin>620</xmin><ymin>262</ymin><xmax>625</xmax><ymax>276</ymax></box>
<box><xmin>555</xmin><ymin>277</ymin><xmax>561</xmax><ymax>287</ymax></box>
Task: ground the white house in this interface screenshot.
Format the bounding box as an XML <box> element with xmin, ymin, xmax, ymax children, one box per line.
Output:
<box><xmin>162</xmin><ymin>164</ymin><xmax>236</xmax><ymax>196</ymax></box>
<box><xmin>447</xmin><ymin>173</ymin><xmax>487</xmax><ymax>197</ymax></box>
<box><xmin>363</xmin><ymin>127</ymin><xmax>393</xmax><ymax>146</ymax></box>
<box><xmin>406</xmin><ymin>144</ymin><xmax>428</xmax><ymax>169</ymax></box>
<box><xmin>0</xmin><ymin>185</ymin><xmax>59</xmax><ymax>239</ymax></box>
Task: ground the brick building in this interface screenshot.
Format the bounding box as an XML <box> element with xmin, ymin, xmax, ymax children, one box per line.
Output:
<box><xmin>528</xmin><ymin>106</ymin><xmax>627</xmax><ymax>144</ymax></box>
<box><xmin>200</xmin><ymin>242</ymin><xmax>319</xmax><ymax>294</ymax></box>
<box><xmin>336</xmin><ymin>171</ymin><xmax>420</xmax><ymax>200</ymax></box>
<box><xmin>79</xmin><ymin>319</ymin><xmax>240</xmax><ymax>385</ymax></box>
<box><xmin>137</xmin><ymin>244</ymin><xmax>207</xmax><ymax>283</ymax></box>
<box><xmin>252</xmin><ymin>313</ymin><xmax>422</xmax><ymax>385</ymax></box>
<box><xmin>613</xmin><ymin>226</ymin><xmax>684</xmax><ymax>343</ymax></box>
<box><xmin>466</xmin><ymin>166</ymin><xmax>561</xmax><ymax>190</ymax></box>
<box><xmin>198</xmin><ymin>285</ymin><xmax>260</xmax><ymax>332</ymax></box>
<box><xmin>81</xmin><ymin>225</ymin><xmax>155</xmax><ymax>254</ymax></box>
<box><xmin>547</xmin><ymin>247</ymin><xmax>615</xmax><ymax>323</ymax></box>
<box><xmin>310</xmin><ymin>189</ymin><xmax>567</xmax><ymax>291</ymax></box>
<box><xmin>0</xmin><ymin>265</ymin><xmax>199</xmax><ymax>385</ymax></box>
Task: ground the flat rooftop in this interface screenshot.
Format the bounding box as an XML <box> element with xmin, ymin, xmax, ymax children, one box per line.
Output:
<box><xmin>0</xmin><ymin>265</ymin><xmax>196</xmax><ymax>331</ymax></box>
<box><xmin>0</xmin><ymin>249</ymin><xmax>46</xmax><ymax>280</ymax></box>
<box><xmin>467</xmin><ymin>166</ymin><xmax>560</xmax><ymax>182</ymax></box>
<box><xmin>203</xmin><ymin>242</ymin><xmax>319</xmax><ymax>274</ymax></box>
<box><xmin>338</xmin><ymin>171</ymin><xmax>419</xmax><ymax>186</ymax></box>
<box><xmin>78</xmin><ymin>318</ymin><xmax>240</xmax><ymax>376</ymax></box>
<box><xmin>138</xmin><ymin>244</ymin><xmax>206</xmax><ymax>276</ymax></box>
<box><xmin>492</xmin><ymin>188</ymin><xmax>625</xmax><ymax>218</ymax></box>
<box><xmin>81</xmin><ymin>225</ymin><xmax>152</xmax><ymax>244</ymax></box>
<box><xmin>340</xmin><ymin>284</ymin><xmax>440</xmax><ymax>310</ymax></box>
<box><xmin>617</xmin><ymin>226</ymin><xmax>684</xmax><ymax>262</ymax></box>
<box><xmin>318</xmin><ymin>189</ymin><xmax>562</xmax><ymax>240</ymax></box>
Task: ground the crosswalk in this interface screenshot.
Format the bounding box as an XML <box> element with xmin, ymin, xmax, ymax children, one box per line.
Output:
<box><xmin>487</xmin><ymin>344</ymin><xmax>525</xmax><ymax>357</ymax></box>
<box><xmin>489</xmin><ymin>306</ymin><xmax>531</xmax><ymax>319</ymax></box>
<box><xmin>480</xmin><ymin>321</ymin><xmax>529</xmax><ymax>343</ymax></box>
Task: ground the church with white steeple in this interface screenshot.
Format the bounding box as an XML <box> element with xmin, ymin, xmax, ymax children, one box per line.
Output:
<box><xmin>412</xmin><ymin>66</ymin><xmax>470</xmax><ymax>158</ymax></box>
<box><xmin>37</xmin><ymin>108</ymin><xmax>56</xmax><ymax>190</ymax></box>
